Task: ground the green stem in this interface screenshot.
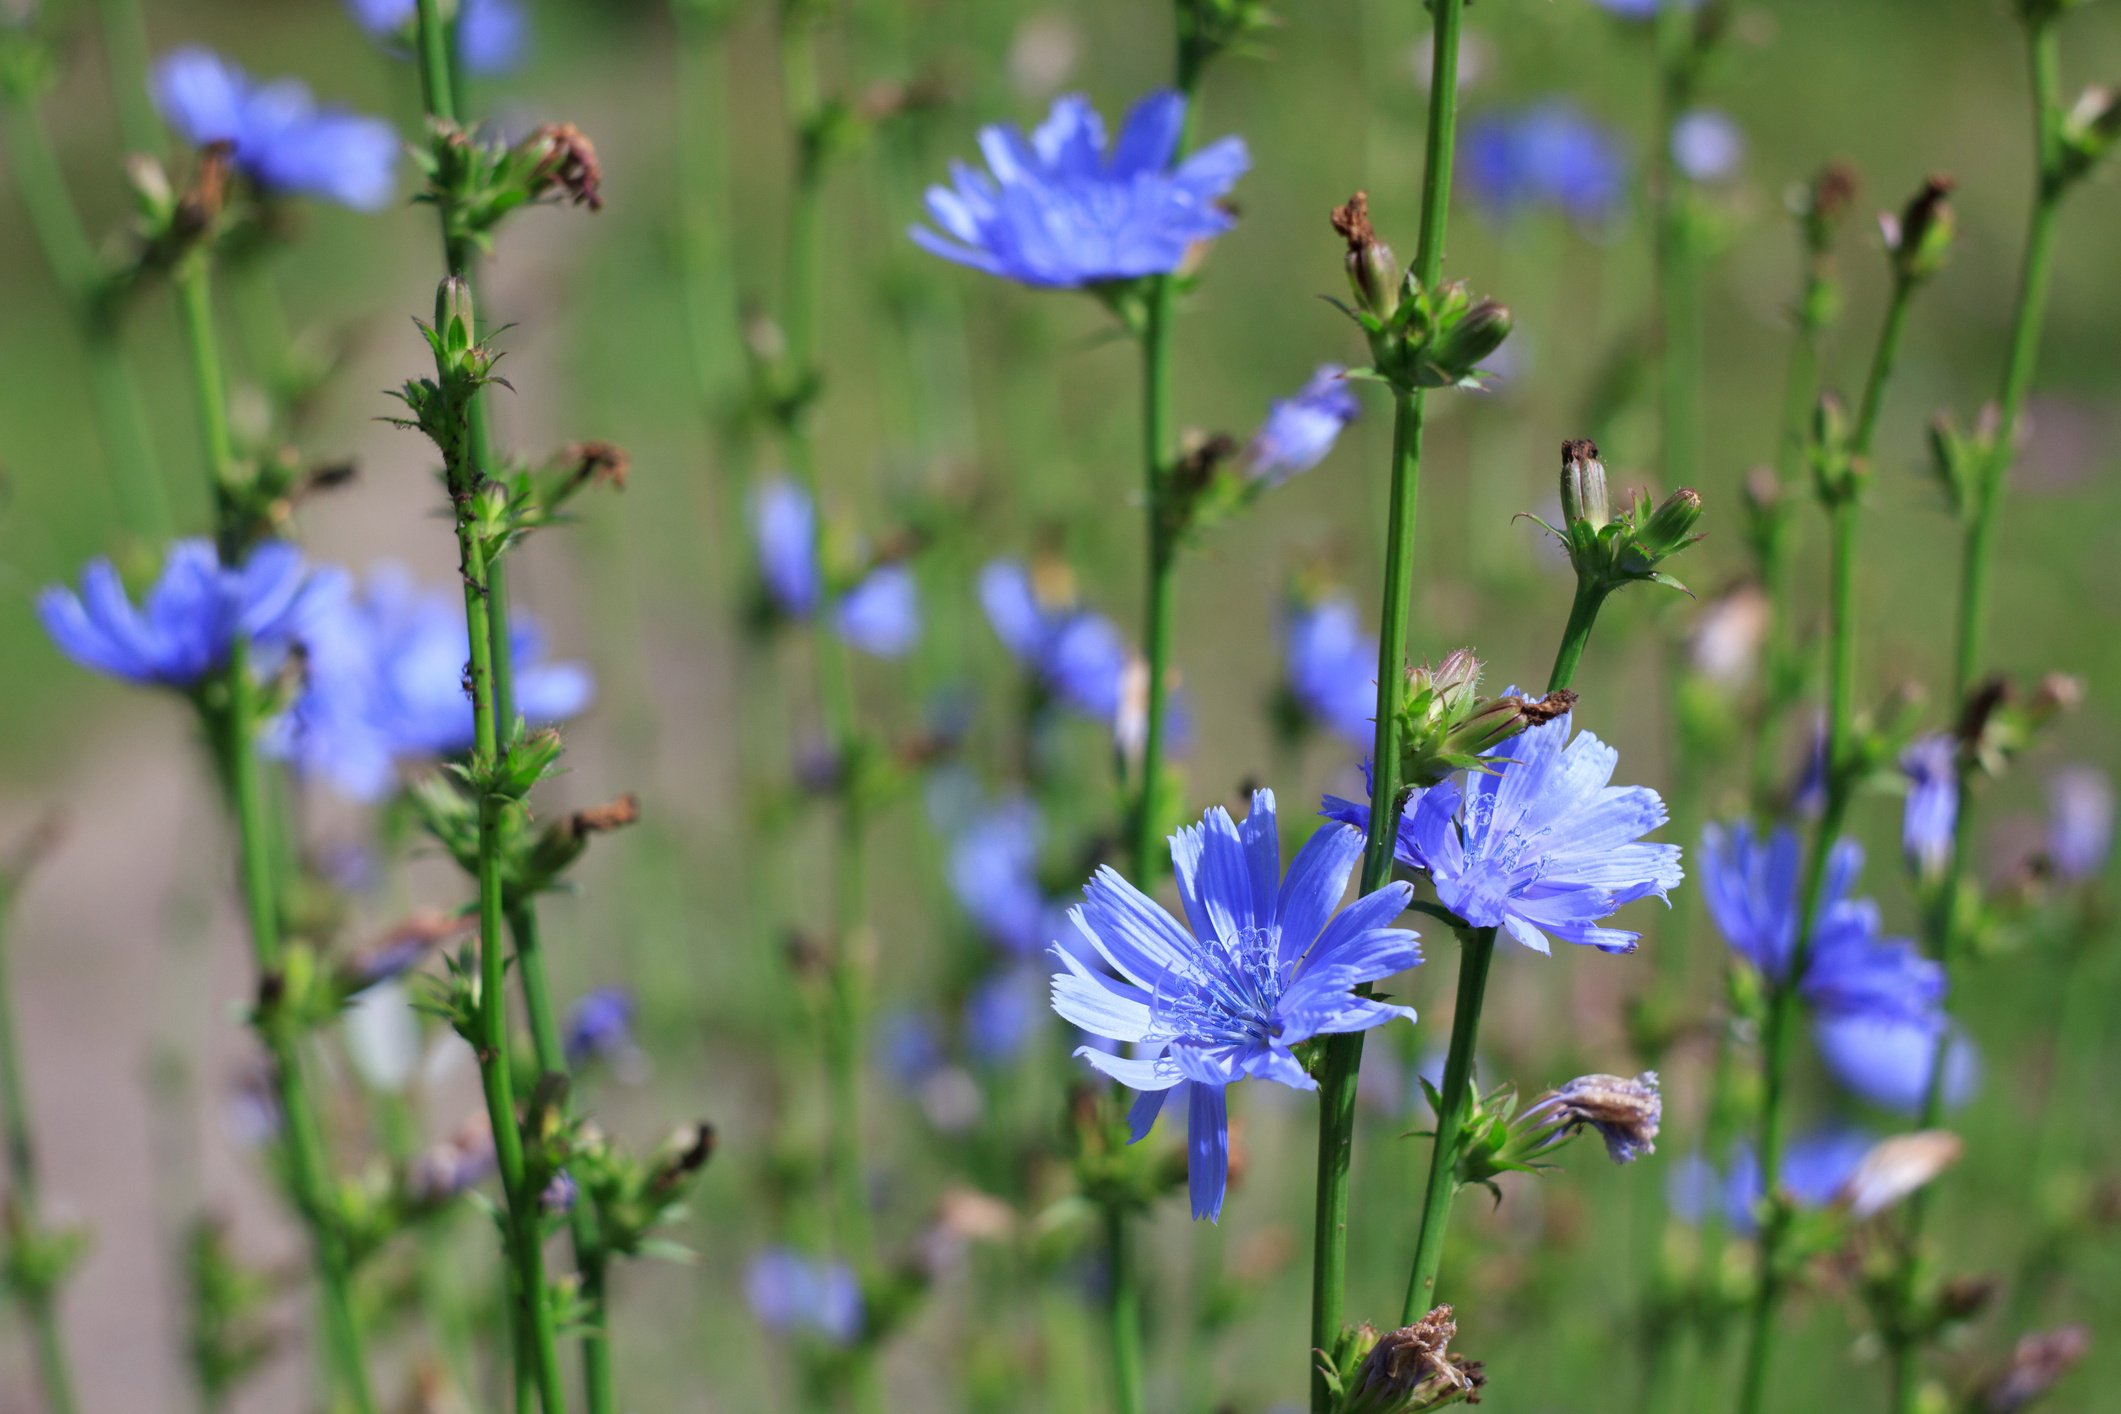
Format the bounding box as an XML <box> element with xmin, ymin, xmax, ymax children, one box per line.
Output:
<box><xmin>1736</xmin><ymin>262</ymin><xmax>1916</xmax><ymax>1414</ymax></box>
<box><xmin>1653</xmin><ymin>0</ymin><xmax>1701</xmax><ymax>495</ymax></box>
<box><xmin>1312</xmin><ymin>2</ymin><xmax>1465</xmax><ymax>1389</ymax></box>
<box><xmin>93</xmin><ymin>0</ymin><xmax>162</xmax><ymax>156</ymax></box>
<box><xmin>1546</xmin><ymin>581</ymin><xmax>1610</xmax><ymax>700</ymax></box>
<box><xmin>1890</xmin><ymin>19</ymin><xmax>2069</xmax><ymax>1411</ymax></box>
<box><xmin>0</xmin><ymin>863</ymin><xmax>81</xmax><ymax>1414</ymax></box>
<box><xmin>1104</xmin><ymin>1201</ymin><xmax>1145</xmax><ymax>1414</ymax></box>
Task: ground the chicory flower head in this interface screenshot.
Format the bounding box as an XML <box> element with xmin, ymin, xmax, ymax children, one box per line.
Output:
<box><xmin>1054</xmin><ymin>790</ymin><xmax>1419</xmax><ymax>1220</ymax></box>
<box><xmin>1245</xmin><ymin>366</ymin><xmax>1360</xmax><ymax>487</ymax></box>
<box><xmin>745</xmin><ymin>1249</ymin><xmax>863</xmax><ymax>1346</ymax></box>
<box><xmin>1326</xmin><ymin>702</ymin><xmax>1683</xmax><ymax>954</ymax></box>
<box><xmin>1670</xmin><ymin>1128</ymin><xmax>1871</xmax><ymax>1234</ymax></box>
<box><xmin>979</xmin><ymin>559</ymin><xmax>1130</xmax><ymax>721</ymax></box>
<box><xmin>346</xmin><ymin>0</ymin><xmax>525</xmax><ymax>76</ymax></box>
<box><xmin>949</xmin><ymin>796</ymin><xmax>1068</xmax><ymax>957</ymax></box>
<box><xmin>152</xmin><ymin>48</ymin><xmax>399</xmax><ymax>210</ymax></box>
<box><xmin>750</xmin><ymin>477</ymin><xmax>921</xmax><ymax>658</ymax></box>
<box><xmin>271</xmin><ymin>564</ymin><xmax>591</xmax><ymax>800</ymax></box>
<box><xmin>1461</xmin><ymin>103</ymin><xmax>1628</xmax><ymax>227</ymax></box>
<box><xmin>1670</xmin><ymin>108</ymin><xmax>1746</xmax><ymax>183</ymax></box>
<box><xmin>39</xmin><ymin>539</ymin><xmax>340</xmax><ymax>690</ymax></box>
<box><xmin>1899</xmin><ymin>734</ymin><xmax>1959</xmax><ymax>878</ymax></box>
<box><xmin>912</xmin><ymin>90</ymin><xmax>1248</xmax><ymax>287</ymax></box>
<box><xmin>2046</xmin><ymin>765</ymin><xmax>2113</xmax><ymax>882</ymax></box>
<box><xmin>563</xmin><ymin>987</ymin><xmax>637</xmax><ymax>1071</ymax></box>
<box><xmin>1813</xmin><ymin>1012</ymin><xmax>1979</xmax><ymax>1114</ymax></box>
<box><xmin>1282</xmin><ymin>596</ymin><xmax>1379</xmax><ymax>749</ymax></box>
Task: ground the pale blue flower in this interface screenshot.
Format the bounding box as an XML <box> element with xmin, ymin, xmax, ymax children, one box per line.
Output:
<box><xmin>346</xmin><ymin>0</ymin><xmax>525</xmax><ymax>75</ymax></box>
<box><xmin>1247</xmin><ymin>366</ymin><xmax>1359</xmax><ymax>487</ymax></box>
<box><xmin>1052</xmin><ymin>790</ymin><xmax>1420</xmax><ymax>1220</ymax></box>
<box><xmin>1326</xmin><ymin>704</ymin><xmax>1683</xmax><ymax>954</ymax></box>
<box><xmin>39</xmin><ymin>539</ymin><xmax>341</xmax><ymax>690</ymax></box>
<box><xmin>1899</xmin><ymin>735</ymin><xmax>1958</xmax><ymax>877</ymax></box>
<box><xmin>913</xmin><ymin>91</ymin><xmax>1248</xmax><ymax>287</ymax></box>
<box><xmin>564</xmin><ymin>987</ymin><xmax>636</xmax><ymax>1071</ymax></box>
<box><xmin>1671</xmin><ymin>1129</ymin><xmax>1870</xmax><ymax>1233</ymax></box>
<box><xmin>1282</xmin><ymin>597</ymin><xmax>1377</xmax><ymax>748</ymax></box>
<box><xmin>1670</xmin><ymin>108</ymin><xmax>1745</xmax><ymax>183</ymax></box>
<box><xmin>979</xmin><ymin>559</ymin><xmax>1129</xmax><ymax>721</ymax></box>
<box><xmin>746</xmin><ymin>1249</ymin><xmax>863</xmax><ymax>1345</ymax></box>
<box><xmin>751</xmin><ymin>477</ymin><xmax>920</xmax><ymax>658</ymax></box>
<box><xmin>949</xmin><ymin>796</ymin><xmax>1068</xmax><ymax>958</ymax></box>
<box><xmin>834</xmin><ymin>563</ymin><xmax>920</xmax><ymax>658</ymax></box>
<box><xmin>1461</xmin><ymin>103</ymin><xmax>1628</xmax><ymax>227</ymax></box>
<box><xmin>270</xmin><ymin>564</ymin><xmax>591</xmax><ymax>800</ymax></box>
<box><xmin>966</xmin><ymin>966</ymin><xmax>1044</xmax><ymax>1064</ymax></box>
<box><xmin>153</xmin><ymin>48</ymin><xmax>398</xmax><ymax>210</ymax></box>
<box><xmin>2047</xmin><ymin>766</ymin><xmax>2113</xmax><ymax>882</ymax></box>
<box><xmin>1814</xmin><ymin>1013</ymin><xmax>1979</xmax><ymax>1114</ymax></box>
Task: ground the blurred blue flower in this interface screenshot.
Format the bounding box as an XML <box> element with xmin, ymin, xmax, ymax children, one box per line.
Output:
<box><xmin>912</xmin><ymin>90</ymin><xmax>1248</xmax><ymax>287</ymax></box>
<box><xmin>39</xmin><ymin>539</ymin><xmax>340</xmax><ymax>690</ymax></box>
<box><xmin>271</xmin><ymin>564</ymin><xmax>592</xmax><ymax>800</ymax></box>
<box><xmin>1670</xmin><ymin>107</ymin><xmax>1745</xmax><ymax>183</ymax></box>
<box><xmin>1460</xmin><ymin>103</ymin><xmax>1627</xmax><ymax>227</ymax></box>
<box><xmin>1246</xmin><ymin>366</ymin><xmax>1360</xmax><ymax>487</ymax></box>
<box><xmin>1814</xmin><ymin>1013</ymin><xmax>1979</xmax><ymax>1114</ymax></box>
<box><xmin>1326</xmin><ymin>704</ymin><xmax>1682</xmax><ymax>953</ymax></box>
<box><xmin>152</xmin><ymin>48</ymin><xmax>398</xmax><ymax>210</ymax></box>
<box><xmin>1588</xmin><ymin>0</ymin><xmax>1701</xmax><ymax>18</ymax></box>
<box><xmin>1899</xmin><ymin>735</ymin><xmax>1958</xmax><ymax>878</ymax></box>
<box><xmin>1052</xmin><ymin>790</ymin><xmax>1419</xmax><ymax>1220</ymax></box>
<box><xmin>1282</xmin><ymin>596</ymin><xmax>1377</xmax><ymax>749</ymax></box>
<box><xmin>979</xmin><ymin>559</ymin><xmax>1129</xmax><ymax>720</ymax></box>
<box><xmin>745</xmin><ymin>1249</ymin><xmax>863</xmax><ymax>1345</ymax></box>
<box><xmin>949</xmin><ymin>795</ymin><xmax>1067</xmax><ymax>957</ymax></box>
<box><xmin>966</xmin><ymin>965</ymin><xmax>1044</xmax><ymax>1064</ymax></box>
<box><xmin>1671</xmin><ymin>1128</ymin><xmax>1870</xmax><ymax>1233</ymax></box>
<box><xmin>346</xmin><ymin>0</ymin><xmax>526</xmax><ymax>75</ymax></box>
<box><xmin>2047</xmin><ymin>765</ymin><xmax>2113</xmax><ymax>882</ymax></box>
<box><xmin>751</xmin><ymin>477</ymin><xmax>920</xmax><ymax>658</ymax></box>
<box><xmin>563</xmin><ymin>987</ymin><xmax>636</xmax><ymax>1071</ymax></box>
<box><xmin>539</xmin><ymin>1170</ymin><xmax>577</xmax><ymax>1215</ymax></box>
<box><xmin>876</xmin><ymin>1009</ymin><xmax>945</xmax><ymax>1086</ymax></box>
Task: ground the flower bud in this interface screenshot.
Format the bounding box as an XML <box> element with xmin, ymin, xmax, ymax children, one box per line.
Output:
<box><xmin>2058</xmin><ymin>85</ymin><xmax>2121</xmax><ymax>187</ymax></box>
<box><xmin>1810</xmin><ymin>392</ymin><xmax>1859</xmax><ymax>502</ymax></box>
<box><xmin>1559</xmin><ymin>439</ymin><xmax>1609</xmax><ymax>530</ymax></box>
<box><xmin>1636</xmin><ymin>488</ymin><xmax>1704</xmax><ymax>561</ymax></box>
<box><xmin>1431</xmin><ymin>299</ymin><xmax>1512</xmax><ymax>375</ymax></box>
<box><xmin>436</xmin><ymin>277</ymin><xmax>477</xmax><ymax>361</ymax></box>
<box><xmin>1795</xmin><ymin>160</ymin><xmax>1858</xmax><ymax>256</ymax></box>
<box><xmin>1331</xmin><ymin>191</ymin><xmax>1401</xmax><ymax>321</ymax></box>
<box><xmin>1883</xmin><ymin>174</ymin><xmax>1956</xmax><ymax>284</ymax></box>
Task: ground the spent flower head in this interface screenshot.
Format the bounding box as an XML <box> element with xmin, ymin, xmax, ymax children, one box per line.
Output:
<box><xmin>1333</xmin><ymin>1306</ymin><xmax>1485</xmax><ymax>1414</ymax></box>
<box><xmin>1330</xmin><ymin>192</ymin><xmax>1511</xmax><ymax>392</ymax></box>
<box><xmin>912</xmin><ymin>90</ymin><xmax>1247</xmax><ymax>288</ymax></box>
<box><xmin>1518</xmin><ymin>1071</ymin><xmax>1662</xmax><ymax>1163</ymax></box>
<box><xmin>1880</xmin><ymin>173</ymin><xmax>1957</xmax><ymax>285</ymax></box>
<box><xmin>1053</xmin><ymin>790</ymin><xmax>1420</xmax><ymax>1220</ymax></box>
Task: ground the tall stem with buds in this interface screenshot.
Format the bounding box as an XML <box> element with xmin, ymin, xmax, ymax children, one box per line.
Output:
<box><xmin>171</xmin><ymin>242</ymin><xmax>379</xmax><ymax>1414</ymax></box>
<box><xmin>1737</xmin><ymin>243</ymin><xmax>1925</xmax><ymax>1414</ymax></box>
<box><xmin>1891</xmin><ymin>15</ymin><xmax>2076</xmax><ymax>1410</ymax></box>
<box><xmin>1304</xmin><ymin>6</ymin><xmax>1466</xmax><ymax>1400</ymax></box>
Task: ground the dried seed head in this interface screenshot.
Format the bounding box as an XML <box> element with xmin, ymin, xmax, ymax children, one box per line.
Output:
<box><xmin>1529</xmin><ymin>1071</ymin><xmax>1662</xmax><ymax>1163</ymax></box>
<box><xmin>1332</xmin><ymin>190</ymin><xmax>1401</xmax><ymax>319</ymax></box>
<box><xmin>564</xmin><ymin>440</ymin><xmax>630</xmax><ymax>491</ymax></box>
<box><xmin>525</xmin><ymin>122</ymin><xmax>604</xmax><ymax>211</ymax></box>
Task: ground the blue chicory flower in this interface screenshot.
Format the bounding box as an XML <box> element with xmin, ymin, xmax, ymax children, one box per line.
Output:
<box><xmin>949</xmin><ymin>796</ymin><xmax>1067</xmax><ymax>957</ymax></box>
<box><xmin>1813</xmin><ymin>1012</ymin><xmax>1979</xmax><ymax>1114</ymax></box>
<box><xmin>563</xmin><ymin>987</ymin><xmax>636</xmax><ymax>1071</ymax></box>
<box><xmin>1671</xmin><ymin>1128</ymin><xmax>1871</xmax><ymax>1233</ymax></box>
<box><xmin>1246</xmin><ymin>366</ymin><xmax>1360</xmax><ymax>487</ymax></box>
<box><xmin>745</xmin><ymin>1249</ymin><xmax>863</xmax><ymax>1345</ymax></box>
<box><xmin>39</xmin><ymin>538</ymin><xmax>341</xmax><ymax>690</ymax></box>
<box><xmin>1899</xmin><ymin>735</ymin><xmax>1958</xmax><ymax>878</ymax></box>
<box><xmin>912</xmin><ymin>90</ymin><xmax>1248</xmax><ymax>288</ymax></box>
<box><xmin>979</xmin><ymin>559</ymin><xmax>1130</xmax><ymax>721</ymax></box>
<box><xmin>1282</xmin><ymin>596</ymin><xmax>1378</xmax><ymax>749</ymax></box>
<box><xmin>1325</xmin><ymin>703</ymin><xmax>1683</xmax><ymax>954</ymax></box>
<box><xmin>346</xmin><ymin>0</ymin><xmax>526</xmax><ymax>75</ymax></box>
<box><xmin>1460</xmin><ymin>103</ymin><xmax>1628</xmax><ymax>227</ymax></box>
<box><xmin>876</xmin><ymin>1009</ymin><xmax>946</xmax><ymax>1087</ymax></box>
<box><xmin>152</xmin><ymin>48</ymin><xmax>399</xmax><ymax>210</ymax></box>
<box><xmin>1670</xmin><ymin>107</ymin><xmax>1745</xmax><ymax>183</ymax></box>
<box><xmin>1587</xmin><ymin>0</ymin><xmax>1701</xmax><ymax>18</ymax></box>
<box><xmin>270</xmin><ymin>564</ymin><xmax>592</xmax><ymax>801</ymax></box>
<box><xmin>751</xmin><ymin>477</ymin><xmax>920</xmax><ymax>658</ymax></box>
<box><xmin>2046</xmin><ymin>766</ymin><xmax>2113</xmax><ymax>882</ymax></box>
<box><xmin>965</xmin><ymin>965</ymin><xmax>1045</xmax><ymax>1065</ymax></box>
<box><xmin>1052</xmin><ymin>789</ymin><xmax>1420</xmax><ymax>1220</ymax></box>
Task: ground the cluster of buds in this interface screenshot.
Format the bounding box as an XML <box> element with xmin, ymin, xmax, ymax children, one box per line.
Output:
<box><xmin>1065</xmin><ymin>1083</ymin><xmax>1191</xmax><ymax>1217</ymax></box>
<box><xmin>409</xmin><ymin>776</ymin><xmax>640</xmax><ymax>904</ymax></box>
<box><xmin>1324</xmin><ymin>1306</ymin><xmax>1485</xmax><ymax>1413</ymax></box>
<box><xmin>1924</xmin><ymin>402</ymin><xmax>2002</xmax><ymax>519</ymax></box>
<box><xmin>1880</xmin><ymin>173</ymin><xmax>1956</xmax><ymax>286</ymax></box>
<box><xmin>1390</xmin><ymin>651</ymin><xmax>1573</xmax><ymax>791</ymax></box>
<box><xmin>1534</xmin><ymin>440</ymin><xmax>1704</xmax><ymax>596</ymax></box>
<box><xmin>414</xmin><ymin>119</ymin><xmax>606</xmax><ymax>256</ymax></box>
<box><xmin>572</xmin><ymin>1121</ymin><xmax>717</xmax><ymax>1258</ymax></box>
<box><xmin>1330</xmin><ymin>193</ymin><xmax>1511</xmax><ymax>393</ymax></box>
<box><xmin>184</xmin><ymin>1218</ymin><xmax>281</xmax><ymax>1404</ymax></box>
<box><xmin>1958</xmin><ymin>671</ymin><xmax>2083</xmax><ymax>777</ymax></box>
<box><xmin>1</xmin><ymin>1198</ymin><xmax>92</xmax><ymax>1309</ymax></box>
<box><xmin>393</xmin><ymin>278</ymin><xmax>504</xmax><ymax>493</ymax></box>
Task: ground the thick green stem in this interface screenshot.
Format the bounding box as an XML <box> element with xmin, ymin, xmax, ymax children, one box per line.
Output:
<box><xmin>93</xmin><ymin>0</ymin><xmax>162</xmax><ymax>156</ymax></box>
<box><xmin>1889</xmin><ymin>20</ymin><xmax>2068</xmax><ymax>1411</ymax></box>
<box><xmin>1546</xmin><ymin>581</ymin><xmax>1610</xmax><ymax>700</ymax></box>
<box><xmin>1310</xmin><ymin>4</ymin><xmax>1465</xmax><ymax>1395</ymax></box>
<box><xmin>1104</xmin><ymin>1201</ymin><xmax>1145</xmax><ymax>1414</ymax></box>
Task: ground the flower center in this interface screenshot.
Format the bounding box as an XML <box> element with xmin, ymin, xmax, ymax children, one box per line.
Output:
<box><xmin>1147</xmin><ymin>925</ymin><xmax>1288</xmax><ymax>1050</ymax></box>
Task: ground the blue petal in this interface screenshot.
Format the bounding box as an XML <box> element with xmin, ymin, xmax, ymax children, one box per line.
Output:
<box><xmin>1186</xmin><ymin>1082</ymin><xmax>1229</xmax><ymax>1222</ymax></box>
<box><xmin>1107</xmin><ymin>90</ymin><xmax>1184</xmax><ymax>176</ymax></box>
<box><xmin>1274</xmin><ymin>823</ymin><xmax>1363</xmax><ymax>964</ymax></box>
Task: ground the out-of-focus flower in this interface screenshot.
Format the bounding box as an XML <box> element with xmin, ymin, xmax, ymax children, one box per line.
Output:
<box><xmin>1813</xmin><ymin>1012</ymin><xmax>1979</xmax><ymax>1114</ymax></box>
<box><xmin>271</xmin><ymin>564</ymin><xmax>591</xmax><ymax>801</ymax></box>
<box><xmin>1687</xmin><ymin>584</ymin><xmax>1770</xmax><ymax>687</ymax></box>
<box><xmin>979</xmin><ymin>559</ymin><xmax>1129</xmax><ymax>721</ymax></box>
<box><xmin>408</xmin><ymin>1117</ymin><xmax>497</xmax><ymax>1204</ymax></box>
<box><xmin>746</xmin><ymin>1248</ymin><xmax>863</xmax><ymax>1345</ymax></box>
<box><xmin>346</xmin><ymin>0</ymin><xmax>526</xmax><ymax>75</ymax></box>
<box><xmin>2047</xmin><ymin>765</ymin><xmax>2113</xmax><ymax>882</ymax></box>
<box><xmin>39</xmin><ymin>539</ymin><xmax>340</xmax><ymax>690</ymax></box>
<box><xmin>1460</xmin><ymin>103</ymin><xmax>1628</xmax><ymax>227</ymax></box>
<box><xmin>948</xmin><ymin>796</ymin><xmax>1067</xmax><ymax>957</ymax></box>
<box><xmin>1521</xmin><ymin>1071</ymin><xmax>1661</xmax><ymax>1163</ymax></box>
<box><xmin>152</xmin><ymin>48</ymin><xmax>398</xmax><ymax>210</ymax></box>
<box><xmin>1671</xmin><ymin>108</ymin><xmax>1745</xmax><ymax>183</ymax></box>
<box><xmin>1839</xmin><ymin>1130</ymin><xmax>1962</xmax><ymax>1219</ymax></box>
<box><xmin>750</xmin><ymin>477</ymin><xmax>920</xmax><ymax>658</ymax></box>
<box><xmin>1975</xmin><ymin>1326</ymin><xmax>2090</xmax><ymax>1414</ymax></box>
<box><xmin>1053</xmin><ymin>790</ymin><xmax>1419</xmax><ymax>1221</ymax></box>
<box><xmin>1327</xmin><ymin>703</ymin><xmax>1682</xmax><ymax>954</ymax></box>
<box><xmin>343</xmin><ymin>980</ymin><xmax>422</xmax><ymax>1093</ymax></box>
<box><xmin>1673</xmin><ymin>1129</ymin><xmax>1872</xmax><ymax>1233</ymax></box>
<box><xmin>1283</xmin><ymin>597</ymin><xmax>1379</xmax><ymax>749</ymax></box>
<box><xmin>965</xmin><ymin>965</ymin><xmax>1043</xmax><ymax>1064</ymax></box>
<box><xmin>1244</xmin><ymin>366</ymin><xmax>1359</xmax><ymax>487</ymax></box>
<box><xmin>1899</xmin><ymin>735</ymin><xmax>1959</xmax><ymax>878</ymax></box>
<box><xmin>912</xmin><ymin>90</ymin><xmax>1248</xmax><ymax>287</ymax></box>
<box><xmin>539</xmin><ymin>1170</ymin><xmax>577</xmax><ymax>1215</ymax></box>
<box><xmin>1587</xmin><ymin>0</ymin><xmax>1701</xmax><ymax>17</ymax></box>
<box><xmin>563</xmin><ymin>987</ymin><xmax>636</xmax><ymax>1071</ymax></box>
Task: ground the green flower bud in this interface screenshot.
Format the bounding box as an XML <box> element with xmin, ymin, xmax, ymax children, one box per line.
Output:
<box><xmin>436</xmin><ymin>277</ymin><xmax>478</xmax><ymax>366</ymax></box>
<box><xmin>1795</xmin><ymin>160</ymin><xmax>1859</xmax><ymax>258</ymax></box>
<box><xmin>1884</xmin><ymin>174</ymin><xmax>1956</xmax><ymax>285</ymax></box>
<box><xmin>1559</xmin><ymin>439</ymin><xmax>1609</xmax><ymax>530</ymax></box>
<box><xmin>1636</xmin><ymin>488</ymin><xmax>1705</xmax><ymax>562</ymax></box>
<box><xmin>1331</xmin><ymin>190</ymin><xmax>1401</xmax><ymax>321</ymax></box>
<box><xmin>1432</xmin><ymin>299</ymin><xmax>1513</xmax><ymax>377</ymax></box>
<box><xmin>2057</xmin><ymin>85</ymin><xmax>2121</xmax><ymax>188</ymax></box>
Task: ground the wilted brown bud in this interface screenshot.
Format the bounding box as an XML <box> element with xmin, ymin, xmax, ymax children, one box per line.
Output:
<box><xmin>1342</xmin><ymin>1305</ymin><xmax>1485</xmax><ymax>1413</ymax></box>
<box><xmin>649</xmin><ymin>1122</ymin><xmax>717</xmax><ymax>1193</ymax></box>
<box><xmin>572</xmin><ymin>793</ymin><xmax>641</xmax><ymax>837</ymax></box>
<box><xmin>563</xmin><ymin>440</ymin><xmax>630</xmax><ymax>491</ymax></box>
<box><xmin>1884</xmin><ymin>173</ymin><xmax>1956</xmax><ymax>283</ymax></box>
<box><xmin>175</xmin><ymin>141</ymin><xmax>235</xmax><ymax>238</ymax></box>
<box><xmin>1799</xmin><ymin>160</ymin><xmax>1859</xmax><ymax>253</ymax></box>
<box><xmin>525</xmin><ymin>123</ymin><xmax>604</xmax><ymax>210</ymax></box>
<box><xmin>1331</xmin><ymin>190</ymin><xmax>1401</xmax><ymax>320</ymax></box>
